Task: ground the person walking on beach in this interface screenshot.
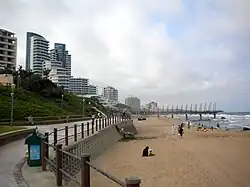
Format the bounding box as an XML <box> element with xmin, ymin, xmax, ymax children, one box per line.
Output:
<box><xmin>178</xmin><ymin>125</ymin><xmax>184</xmax><ymax>139</ymax></box>
<box><xmin>172</xmin><ymin>124</ymin><xmax>175</xmax><ymax>135</ymax></box>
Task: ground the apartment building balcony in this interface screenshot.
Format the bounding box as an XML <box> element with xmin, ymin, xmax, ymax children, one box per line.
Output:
<box><xmin>0</xmin><ymin>40</ymin><xmax>16</xmax><ymax>46</ymax></box>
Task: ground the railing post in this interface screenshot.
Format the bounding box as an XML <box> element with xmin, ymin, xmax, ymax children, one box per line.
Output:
<box><xmin>91</xmin><ymin>120</ymin><xmax>94</xmax><ymax>134</ymax></box>
<box><xmin>54</xmin><ymin>128</ymin><xmax>57</xmax><ymax>146</ymax></box>
<box><xmin>81</xmin><ymin>153</ymin><xmax>91</xmax><ymax>187</ymax></box>
<box><xmin>81</xmin><ymin>123</ymin><xmax>84</xmax><ymax>139</ymax></box>
<box><xmin>95</xmin><ymin>119</ymin><xmax>98</xmax><ymax>131</ymax></box>
<box><xmin>56</xmin><ymin>144</ymin><xmax>63</xmax><ymax>187</ymax></box>
<box><xmin>125</xmin><ymin>176</ymin><xmax>141</xmax><ymax>187</ymax></box>
<box><xmin>44</xmin><ymin>132</ymin><xmax>49</xmax><ymax>158</ymax></box>
<box><xmin>99</xmin><ymin>118</ymin><xmax>101</xmax><ymax>130</ymax></box>
<box><xmin>102</xmin><ymin>118</ymin><xmax>105</xmax><ymax>128</ymax></box>
<box><xmin>41</xmin><ymin>138</ymin><xmax>46</xmax><ymax>171</ymax></box>
<box><xmin>74</xmin><ymin>124</ymin><xmax>77</xmax><ymax>142</ymax></box>
<box><xmin>87</xmin><ymin>122</ymin><xmax>90</xmax><ymax>136</ymax></box>
<box><xmin>65</xmin><ymin>126</ymin><xmax>68</xmax><ymax>146</ymax></box>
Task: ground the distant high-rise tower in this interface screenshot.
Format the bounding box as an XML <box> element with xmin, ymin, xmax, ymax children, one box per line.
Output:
<box><xmin>25</xmin><ymin>32</ymin><xmax>49</xmax><ymax>74</ymax></box>
<box><xmin>65</xmin><ymin>51</ymin><xmax>71</xmax><ymax>76</ymax></box>
<box><xmin>50</xmin><ymin>43</ymin><xmax>71</xmax><ymax>76</ymax></box>
<box><xmin>54</xmin><ymin>43</ymin><xmax>66</xmax><ymax>66</ymax></box>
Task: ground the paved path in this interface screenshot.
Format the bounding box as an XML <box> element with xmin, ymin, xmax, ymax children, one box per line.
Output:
<box><xmin>0</xmin><ymin>119</ymin><xmax>94</xmax><ymax>187</ymax></box>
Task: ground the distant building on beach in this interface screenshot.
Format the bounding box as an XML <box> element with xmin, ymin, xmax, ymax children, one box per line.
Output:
<box><xmin>125</xmin><ymin>96</ymin><xmax>141</xmax><ymax>112</ymax></box>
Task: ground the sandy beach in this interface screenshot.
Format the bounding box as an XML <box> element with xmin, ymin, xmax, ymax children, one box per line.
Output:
<box><xmin>76</xmin><ymin>117</ymin><xmax>250</xmax><ymax>187</ymax></box>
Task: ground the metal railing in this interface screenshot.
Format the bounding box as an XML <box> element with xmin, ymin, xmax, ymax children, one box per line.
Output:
<box><xmin>40</xmin><ymin>116</ymin><xmax>141</xmax><ymax>187</ymax></box>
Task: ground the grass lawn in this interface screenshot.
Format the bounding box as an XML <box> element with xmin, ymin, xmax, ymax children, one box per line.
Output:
<box><xmin>0</xmin><ymin>126</ymin><xmax>26</xmax><ymax>134</ymax></box>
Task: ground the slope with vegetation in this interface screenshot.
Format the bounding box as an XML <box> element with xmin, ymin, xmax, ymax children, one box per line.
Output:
<box><xmin>0</xmin><ymin>66</ymin><xmax>110</xmax><ymax>122</ymax></box>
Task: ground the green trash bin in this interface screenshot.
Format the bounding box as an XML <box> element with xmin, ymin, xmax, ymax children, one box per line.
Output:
<box><xmin>24</xmin><ymin>129</ymin><xmax>42</xmax><ymax>167</ymax></box>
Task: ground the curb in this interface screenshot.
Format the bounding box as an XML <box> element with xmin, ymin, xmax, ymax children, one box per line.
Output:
<box><xmin>13</xmin><ymin>157</ymin><xmax>30</xmax><ymax>187</ymax></box>
<box><xmin>0</xmin><ymin>129</ymin><xmax>34</xmax><ymax>147</ymax></box>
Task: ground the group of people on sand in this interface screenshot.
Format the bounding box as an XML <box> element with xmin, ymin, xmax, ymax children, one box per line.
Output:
<box><xmin>172</xmin><ymin>123</ymin><xmax>185</xmax><ymax>138</ymax></box>
<box><xmin>196</xmin><ymin>123</ymin><xmax>220</xmax><ymax>132</ymax></box>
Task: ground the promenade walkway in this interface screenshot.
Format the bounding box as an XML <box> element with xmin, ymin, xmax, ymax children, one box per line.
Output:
<box><xmin>0</xmin><ymin>119</ymin><xmax>92</xmax><ymax>187</ymax></box>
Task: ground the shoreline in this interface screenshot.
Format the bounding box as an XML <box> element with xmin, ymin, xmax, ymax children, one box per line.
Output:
<box><xmin>159</xmin><ymin>115</ymin><xmax>250</xmax><ymax>132</ymax></box>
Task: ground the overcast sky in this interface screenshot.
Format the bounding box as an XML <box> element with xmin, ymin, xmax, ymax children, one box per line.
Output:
<box><xmin>1</xmin><ymin>0</ymin><xmax>250</xmax><ymax>112</ymax></box>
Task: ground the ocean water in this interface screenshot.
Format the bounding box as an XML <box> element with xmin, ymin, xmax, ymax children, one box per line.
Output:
<box><xmin>171</xmin><ymin>113</ymin><xmax>250</xmax><ymax>131</ymax></box>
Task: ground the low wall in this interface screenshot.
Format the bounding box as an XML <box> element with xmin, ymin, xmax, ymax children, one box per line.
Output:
<box><xmin>50</xmin><ymin>120</ymin><xmax>136</xmax><ymax>183</ymax></box>
<box><xmin>0</xmin><ymin>129</ymin><xmax>34</xmax><ymax>147</ymax></box>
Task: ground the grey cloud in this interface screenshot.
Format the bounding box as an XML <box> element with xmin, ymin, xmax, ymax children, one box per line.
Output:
<box><xmin>1</xmin><ymin>0</ymin><xmax>249</xmax><ymax>111</ymax></box>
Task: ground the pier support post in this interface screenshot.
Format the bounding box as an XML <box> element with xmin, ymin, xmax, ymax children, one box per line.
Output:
<box><xmin>185</xmin><ymin>113</ymin><xmax>188</xmax><ymax>120</ymax></box>
<box><xmin>214</xmin><ymin>113</ymin><xmax>216</xmax><ymax>119</ymax></box>
<box><xmin>171</xmin><ymin>114</ymin><xmax>174</xmax><ymax>119</ymax></box>
<box><xmin>199</xmin><ymin>113</ymin><xmax>202</xmax><ymax>120</ymax></box>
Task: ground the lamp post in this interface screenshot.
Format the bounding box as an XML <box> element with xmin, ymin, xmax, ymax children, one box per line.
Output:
<box><xmin>10</xmin><ymin>83</ymin><xmax>15</xmax><ymax>127</ymax></box>
<box><xmin>61</xmin><ymin>94</ymin><xmax>64</xmax><ymax>109</ymax></box>
<box><xmin>82</xmin><ymin>98</ymin><xmax>85</xmax><ymax>117</ymax></box>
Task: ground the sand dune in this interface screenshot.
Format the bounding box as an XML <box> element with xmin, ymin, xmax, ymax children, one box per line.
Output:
<box><xmin>75</xmin><ymin>117</ymin><xmax>250</xmax><ymax>187</ymax></box>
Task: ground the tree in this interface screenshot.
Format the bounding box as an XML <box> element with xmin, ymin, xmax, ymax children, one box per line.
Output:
<box><xmin>42</xmin><ymin>68</ymin><xmax>51</xmax><ymax>79</ymax></box>
<box><xmin>0</xmin><ymin>66</ymin><xmax>13</xmax><ymax>75</ymax></box>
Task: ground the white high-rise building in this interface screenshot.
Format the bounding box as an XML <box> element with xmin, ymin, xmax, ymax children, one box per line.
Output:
<box><xmin>103</xmin><ymin>86</ymin><xmax>118</xmax><ymax>102</ymax></box>
<box><xmin>125</xmin><ymin>96</ymin><xmax>141</xmax><ymax>112</ymax></box>
<box><xmin>69</xmin><ymin>77</ymin><xmax>89</xmax><ymax>94</ymax></box>
<box><xmin>26</xmin><ymin>32</ymin><xmax>49</xmax><ymax>74</ymax></box>
<box><xmin>43</xmin><ymin>60</ymin><xmax>69</xmax><ymax>90</ymax></box>
<box><xmin>0</xmin><ymin>29</ymin><xmax>17</xmax><ymax>71</ymax></box>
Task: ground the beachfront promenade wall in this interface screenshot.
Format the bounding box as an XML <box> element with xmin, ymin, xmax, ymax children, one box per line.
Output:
<box><xmin>41</xmin><ymin>116</ymin><xmax>141</xmax><ymax>187</ymax></box>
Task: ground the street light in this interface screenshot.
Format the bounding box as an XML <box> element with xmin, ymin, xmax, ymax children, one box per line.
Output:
<box><xmin>61</xmin><ymin>94</ymin><xmax>64</xmax><ymax>109</ymax></box>
<box><xmin>10</xmin><ymin>83</ymin><xmax>15</xmax><ymax>127</ymax></box>
<box><xmin>82</xmin><ymin>98</ymin><xmax>85</xmax><ymax>117</ymax></box>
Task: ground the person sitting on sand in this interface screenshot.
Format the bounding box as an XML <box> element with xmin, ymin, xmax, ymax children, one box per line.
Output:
<box><xmin>148</xmin><ymin>148</ymin><xmax>155</xmax><ymax>156</ymax></box>
<box><xmin>142</xmin><ymin>146</ymin><xmax>149</xmax><ymax>157</ymax></box>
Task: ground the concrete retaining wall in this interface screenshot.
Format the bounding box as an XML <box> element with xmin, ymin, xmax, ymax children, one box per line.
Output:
<box><xmin>54</xmin><ymin>120</ymin><xmax>136</xmax><ymax>183</ymax></box>
<box><xmin>0</xmin><ymin>129</ymin><xmax>34</xmax><ymax>147</ymax></box>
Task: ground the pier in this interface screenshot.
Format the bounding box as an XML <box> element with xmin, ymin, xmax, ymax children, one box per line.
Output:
<box><xmin>142</xmin><ymin>102</ymin><xmax>223</xmax><ymax>120</ymax></box>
